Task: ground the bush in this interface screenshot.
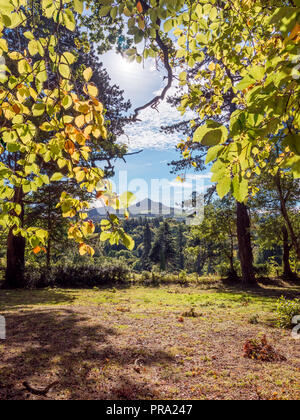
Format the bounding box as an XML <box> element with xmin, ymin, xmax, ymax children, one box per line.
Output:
<box><xmin>179</xmin><ymin>270</ymin><xmax>189</xmax><ymax>286</ymax></box>
<box><xmin>254</xmin><ymin>263</ymin><xmax>270</xmax><ymax>277</ymax></box>
<box><xmin>25</xmin><ymin>261</ymin><xmax>130</xmax><ymax>289</ymax></box>
<box><xmin>215</xmin><ymin>261</ymin><xmax>239</xmax><ymax>279</ymax></box>
<box><xmin>275</xmin><ymin>296</ymin><xmax>300</xmax><ymax>328</ymax></box>
<box><xmin>24</xmin><ymin>267</ymin><xmax>55</xmax><ymax>289</ymax></box>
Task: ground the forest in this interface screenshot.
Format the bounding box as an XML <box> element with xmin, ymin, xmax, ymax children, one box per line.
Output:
<box><xmin>0</xmin><ymin>0</ymin><xmax>299</xmax><ymax>402</ymax></box>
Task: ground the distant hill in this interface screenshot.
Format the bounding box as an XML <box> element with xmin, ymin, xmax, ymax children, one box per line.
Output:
<box><xmin>89</xmin><ymin>198</ymin><xmax>183</xmax><ymax>221</ymax></box>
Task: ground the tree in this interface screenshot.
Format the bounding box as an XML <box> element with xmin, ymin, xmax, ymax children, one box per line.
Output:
<box><xmin>23</xmin><ymin>38</ymin><xmax>131</xmax><ymax>268</ymax></box>
<box><xmin>89</xmin><ymin>0</ymin><xmax>299</xmax><ymax>283</ymax></box>
<box><xmin>164</xmin><ymin>60</ymin><xmax>256</xmax><ymax>283</ymax></box>
<box><xmin>253</xmin><ymin>169</ymin><xmax>300</xmax><ymax>277</ymax></box>
<box><xmin>236</xmin><ymin>201</ymin><xmax>255</xmax><ymax>284</ymax></box>
<box><xmin>150</xmin><ymin>221</ymin><xmax>176</xmax><ymax>271</ymax></box>
<box><xmin>0</xmin><ymin>0</ymin><xmax>133</xmax><ymax>288</ymax></box>
<box><xmin>88</xmin><ymin>0</ymin><xmax>299</xmax><ymax>186</ymax></box>
<box><xmin>255</xmin><ymin>214</ymin><xmax>297</xmax><ymax>279</ymax></box>
<box><xmin>186</xmin><ymin>198</ymin><xmax>239</xmax><ymax>277</ymax></box>
<box><xmin>141</xmin><ymin>221</ymin><xmax>152</xmax><ymax>269</ymax></box>
<box><xmin>176</xmin><ymin>223</ymin><xmax>185</xmax><ymax>270</ymax></box>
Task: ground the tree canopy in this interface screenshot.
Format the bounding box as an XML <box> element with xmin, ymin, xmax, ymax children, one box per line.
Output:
<box><xmin>85</xmin><ymin>0</ymin><xmax>299</xmax><ymax>201</ymax></box>
<box><xmin>0</xmin><ymin>0</ymin><xmax>134</xmax><ymax>274</ymax></box>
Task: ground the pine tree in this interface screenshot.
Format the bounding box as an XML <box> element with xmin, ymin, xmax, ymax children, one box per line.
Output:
<box><xmin>150</xmin><ymin>222</ymin><xmax>176</xmax><ymax>271</ymax></box>
<box><xmin>141</xmin><ymin>222</ymin><xmax>152</xmax><ymax>270</ymax></box>
<box><xmin>176</xmin><ymin>224</ymin><xmax>185</xmax><ymax>270</ymax></box>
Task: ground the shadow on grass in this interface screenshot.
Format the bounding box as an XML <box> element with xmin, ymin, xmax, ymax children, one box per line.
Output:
<box><xmin>0</xmin><ymin>308</ymin><xmax>175</xmax><ymax>400</ymax></box>
<box><xmin>0</xmin><ymin>289</ymin><xmax>77</xmax><ymax>311</ymax></box>
<box><xmin>218</xmin><ymin>277</ymin><xmax>300</xmax><ymax>300</ymax></box>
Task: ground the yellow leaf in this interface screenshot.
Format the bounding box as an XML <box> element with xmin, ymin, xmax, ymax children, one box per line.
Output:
<box><xmin>79</xmin><ymin>243</ymin><xmax>95</xmax><ymax>256</ymax></box>
<box><xmin>79</xmin><ymin>243</ymin><xmax>87</xmax><ymax>256</ymax></box>
<box><xmin>83</xmin><ymin>67</ymin><xmax>93</xmax><ymax>82</ymax></box>
<box><xmin>75</xmin><ymin>114</ymin><xmax>85</xmax><ymax>128</ymax></box>
<box><xmin>87</xmin><ymin>83</ymin><xmax>98</xmax><ymax>97</ymax></box>
<box><xmin>208</xmin><ymin>63</ymin><xmax>215</xmax><ymax>72</ymax></box>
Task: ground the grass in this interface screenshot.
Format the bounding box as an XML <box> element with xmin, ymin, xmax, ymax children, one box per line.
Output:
<box><xmin>0</xmin><ymin>282</ymin><xmax>299</xmax><ymax>400</ymax></box>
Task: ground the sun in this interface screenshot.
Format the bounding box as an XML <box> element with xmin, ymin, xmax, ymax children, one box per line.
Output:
<box><xmin>119</xmin><ymin>55</ymin><xmax>140</xmax><ymax>74</ymax></box>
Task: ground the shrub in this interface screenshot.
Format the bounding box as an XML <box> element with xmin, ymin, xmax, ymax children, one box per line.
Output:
<box><xmin>215</xmin><ymin>261</ymin><xmax>239</xmax><ymax>279</ymax></box>
<box><xmin>151</xmin><ymin>271</ymin><xmax>162</xmax><ymax>286</ymax></box>
<box><xmin>24</xmin><ymin>267</ymin><xmax>55</xmax><ymax>289</ymax></box>
<box><xmin>254</xmin><ymin>263</ymin><xmax>270</xmax><ymax>277</ymax></box>
<box><xmin>25</xmin><ymin>261</ymin><xmax>130</xmax><ymax>289</ymax></box>
<box><xmin>275</xmin><ymin>296</ymin><xmax>300</xmax><ymax>328</ymax></box>
<box><xmin>179</xmin><ymin>270</ymin><xmax>189</xmax><ymax>286</ymax></box>
<box><xmin>249</xmin><ymin>315</ymin><xmax>259</xmax><ymax>325</ymax></box>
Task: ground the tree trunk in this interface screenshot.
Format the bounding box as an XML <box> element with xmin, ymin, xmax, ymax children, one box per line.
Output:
<box><xmin>46</xmin><ymin>190</ymin><xmax>52</xmax><ymax>270</ymax></box>
<box><xmin>46</xmin><ymin>238</ymin><xmax>51</xmax><ymax>270</ymax></box>
<box><xmin>228</xmin><ymin>254</ymin><xmax>238</xmax><ymax>278</ymax></box>
<box><xmin>282</xmin><ymin>226</ymin><xmax>294</xmax><ymax>279</ymax></box>
<box><xmin>4</xmin><ymin>187</ymin><xmax>26</xmax><ymax>289</ymax></box>
<box><xmin>275</xmin><ymin>173</ymin><xmax>300</xmax><ymax>261</ymax></box>
<box><xmin>227</xmin><ymin>233</ymin><xmax>238</xmax><ymax>278</ymax></box>
<box><xmin>236</xmin><ymin>202</ymin><xmax>256</xmax><ymax>285</ymax></box>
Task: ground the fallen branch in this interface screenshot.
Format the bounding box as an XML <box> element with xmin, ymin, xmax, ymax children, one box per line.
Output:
<box><xmin>23</xmin><ymin>381</ymin><xmax>59</xmax><ymax>396</ymax></box>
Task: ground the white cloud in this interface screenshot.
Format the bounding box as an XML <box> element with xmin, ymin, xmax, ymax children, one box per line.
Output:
<box><xmin>119</xmin><ymin>85</ymin><xmax>197</xmax><ymax>151</ymax></box>
<box><xmin>168</xmin><ymin>180</ymin><xmax>194</xmax><ymax>189</ymax></box>
<box><xmin>186</xmin><ymin>173</ymin><xmax>212</xmax><ymax>180</ymax></box>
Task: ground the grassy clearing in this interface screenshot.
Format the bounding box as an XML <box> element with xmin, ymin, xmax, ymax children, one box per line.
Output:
<box><xmin>0</xmin><ymin>282</ymin><xmax>299</xmax><ymax>400</ymax></box>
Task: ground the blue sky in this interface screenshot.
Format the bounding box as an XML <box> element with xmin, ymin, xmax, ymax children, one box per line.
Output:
<box><xmin>100</xmin><ymin>51</ymin><xmax>210</xmax><ymax>207</ymax></box>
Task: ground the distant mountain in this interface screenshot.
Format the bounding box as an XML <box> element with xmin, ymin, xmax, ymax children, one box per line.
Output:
<box><xmin>89</xmin><ymin>198</ymin><xmax>182</xmax><ymax>220</ymax></box>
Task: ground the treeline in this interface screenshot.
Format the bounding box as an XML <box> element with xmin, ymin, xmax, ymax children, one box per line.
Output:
<box><xmin>101</xmin><ymin>193</ymin><xmax>299</xmax><ymax>280</ymax></box>
<box><xmin>1</xmin><ymin>194</ymin><xmax>299</xmax><ymax>288</ymax></box>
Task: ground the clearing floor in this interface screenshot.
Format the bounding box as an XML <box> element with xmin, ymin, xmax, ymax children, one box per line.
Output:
<box><xmin>0</xmin><ymin>283</ymin><xmax>299</xmax><ymax>400</ymax></box>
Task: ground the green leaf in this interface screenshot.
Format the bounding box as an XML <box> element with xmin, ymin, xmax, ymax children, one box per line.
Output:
<box><xmin>73</xmin><ymin>0</ymin><xmax>84</xmax><ymax>14</ymax></box>
<box><xmin>99</xmin><ymin>6</ymin><xmax>111</xmax><ymax>16</ymax></box>
<box><xmin>216</xmin><ymin>177</ymin><xmax>231</xmax><ymax>199</ymax></box>
<box><xmin>32</xmin><ymin>103</ymin><xmax>46</xmax><ymax>116</ymax></box>
<box><xmin>205</xmin><ymin>145</ymin><xmax>223</xmax><ymax>164</ymax></box>
<box><xmin>59</xmin><ymin>63</ymin><xmax>70</xmax><ymax>79</ymax></box>
<box><xmin>164</xmin><ymin>19</ymin><xmax>173</xmax><ymax>32</ymax></box>
<box><xmin>249</xmin><ymin>65</ymin><xmax>265</xmax><ymax>81</ymax></box>
<box><xmin>284</xmin><ymin>134</ymin><xmax>300</xmax><ymax>155</ymax></box>
<box><xmin>194</xmin><ymin>121</ymin><xmax>228</xmax><ymax>146</ymax></box>
<box><xmin>121</xmin><ymin>232</ymin><xmax>135</xmax><ymax>251</ymax></box>
<box><xmin>232</xmin><ymin>176</ymin><xmax>249</xmax><ymax>202</ymax></box>
<box><xmin>236</xmin><ymin>75</ymin><xmax>255</xmax><ymax>91</ymax></box>
<box><xmin>100</xmin><ymin>231</ymin><xmax>111</xmax><ymax>242</ymax></box>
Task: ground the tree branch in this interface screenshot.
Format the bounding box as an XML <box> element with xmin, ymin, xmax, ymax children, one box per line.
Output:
<box><xmin>131</xmin><ymin>2</ymin><xmax>174</xmax><ymax>120</ymax></box>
